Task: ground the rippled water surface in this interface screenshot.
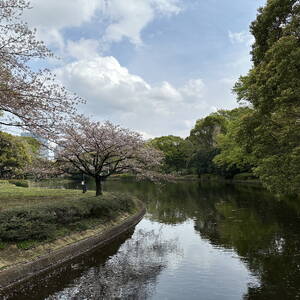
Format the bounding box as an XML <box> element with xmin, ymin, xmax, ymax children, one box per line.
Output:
<box><xmin>4</xmin><ymin>180</ymin><xmax>300</xmax><ymax>299</ymax></box>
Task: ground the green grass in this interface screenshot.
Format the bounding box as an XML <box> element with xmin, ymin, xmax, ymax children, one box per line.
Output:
<box><xmin>0</xmin><ymin>241</ymin><xmax>7</xmax><ymax>250</ymax></box>
<box><xmin>0</xmin><ymin>184</ymin><xmax>95</xmax><ymax>211</ymax></box>
<box><xmin>17</xmin><ymin>240</ymin><xmax>39</xmax><ymax>250</ymax></box>
<box><xmin>0</xmin><ymin>184</ymin><xmax>136</xmax><ymax>244</ymax></box>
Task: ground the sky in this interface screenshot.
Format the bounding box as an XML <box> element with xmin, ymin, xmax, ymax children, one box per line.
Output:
<box><xmin>23</xmin><ymin>0</ymin><xmax>266</xmax><ymax>139</ymax></box>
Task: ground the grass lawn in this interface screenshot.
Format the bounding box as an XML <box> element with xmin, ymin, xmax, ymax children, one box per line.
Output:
<box><xmin>0</xmin><ymin>183</ymin><xmax>96</xmax><ymax>211</ymax></box>
<box><xmin>0</xmin><ymin>183</ymin><xmax>138</xmax><ymax>270</ymax></box>
<box><xmin>0</xmin><ymin>183</ymin><xmax>136</xmax><ymax>250</ymax></box>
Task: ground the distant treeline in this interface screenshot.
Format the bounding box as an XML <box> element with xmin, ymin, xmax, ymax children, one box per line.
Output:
<box><xmin>148</xmin><ymin>108</ymin><xmax>257</xmax><ymax>180</ymax></box>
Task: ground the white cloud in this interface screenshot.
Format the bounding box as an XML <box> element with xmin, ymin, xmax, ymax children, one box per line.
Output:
<box><xmin>24</xmin><ymin>0</ymin><xmax>100</xmax><ymax>49</ymax></box>
<box><xmin>138</xmin><ymin>131</ymin><xmax>156</xmax><ymax>140</ymax></box>
<box><xmin>228</xmin><ymin>30</ymin><xmax>254</xmax><ymax>46</ymax></box>
<box><xmin>27</xmin><ymin>0</ymin><xmax>99</xmax><ymax>29</ymax></box>
<box><xmin>152</xmin><ymin>0</ymin><xmax>182</xmax><ymax>15</ymax></box>
<box><xmin>55</xmin><ymin>55</ymin><xmax>208</xmax><ymax>137</ymax></box>
<box><xmin>179</xmin><ymin>79</ymin><xmax>204</xmax><ymax>100</ymax></box>
<box><xmin>66</xmin><ymin>39</ymin><xmax>100</xmax><ymax>60</ymax></box>
<box><xmin>101</xmin><ymin>1</ymin><xmax>154</xmax><ymax>45</ymax></box>
<box><xmin>210</xmin><ymin>106</ymin><xmax>218</xmax><ymax>112</ymax></box>
<box><xmin>100</xmin><ymin>0</ymin><xmax>182</xmax><ymax>45</ymax></box>
<box><xmin>24</xmin><ymin>0</ymin><xmax>182</xmax><ymax>50</ymax></box>
<box><xmin>19</xmin><ymin>0</ymin><xmax>242</xmax><ymax>137</ymax></box>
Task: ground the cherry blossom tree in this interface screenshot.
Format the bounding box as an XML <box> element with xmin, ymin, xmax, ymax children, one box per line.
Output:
<box><xmin>55</xmin><ymin>116</ymin><xmax>164</xmax><ymax>196</ymax></box>
<box><xmin>0</xmin><ymin>0</ymin><xmax>82</xmax><ymax>132</ymax></box>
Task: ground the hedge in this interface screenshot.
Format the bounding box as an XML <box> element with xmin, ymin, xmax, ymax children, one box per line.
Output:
<box><xmin>0</xmin><ymin>193</ymin><xmax>135</xmax><ymax>243</ymax></box>
<box><xmin>8</xmin><ymin>179</ymin><xmax>29</xmax><ymax>188</ymax></box>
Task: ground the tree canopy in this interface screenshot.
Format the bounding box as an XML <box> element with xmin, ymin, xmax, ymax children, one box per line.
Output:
<box><xmin>189</xmin><ymin>112</ymin><xmax>227</xmax><ymax>150</ymax></box>
<box><xmin>149</xmin><ymin>136</ymin><xmax>191</xmax><ymax>173</ymax></box>
<box><xmin>55</xmin><ymin>116</ymin><xmax>164</xmax><ymax>196</ymax></box>
<box><xmin>234</xmin><ymin>0</ymin><xmax>300</xmax><ymax>195</ymax></box>
<box><xmin>213</xmin><ymin>108</ymin><xmax>257</xmax><ymax>173</ymax></box>
<box><xmin>0</xmin><ymin>0</ymin><xmax>82</xmax><ymax>132</ymax></box>
<box><xmin>187</xmin><ymin>111</ymin><xmax>237</xmax><ymax>178</ymax></box>
<box><xmin>0</xmin><ymin>131</ymin><xmax>34</xmax><ymax>178</ymax></box>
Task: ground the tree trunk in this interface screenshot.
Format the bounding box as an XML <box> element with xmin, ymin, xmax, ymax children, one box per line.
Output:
<box><xmin>95</xmin><ymin>177</ymin><xmax>102</xmax><ymax>196</ymax></box>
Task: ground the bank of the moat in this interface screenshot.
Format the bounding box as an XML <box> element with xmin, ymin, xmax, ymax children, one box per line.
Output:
<box><xmin>0</xmin><ymin>183</ymin><xmax>145</xmax><ymax>292</ymax></box>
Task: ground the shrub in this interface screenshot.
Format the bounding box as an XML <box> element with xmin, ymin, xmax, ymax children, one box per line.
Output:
<box><xmin>8</xmin><ymin>179</ymin><xmax>29</xmax><ymax>188</ymax></box>
<box><xmin>0</xmin><ymin>192</ymin><xmax>136</xmax><ymax>243</ymax></box>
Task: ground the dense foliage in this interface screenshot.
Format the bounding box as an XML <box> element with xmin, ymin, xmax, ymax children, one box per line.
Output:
<box><xmin>187</xmin><ymin>111</ymin><xmax>226</xmax><ymax>177</ymax></box>
<box><xmin>148</xmin><ymin>110</ymin><xmax>257</xmax><ymax>179</ymax></box>
<box><xmin>213</xmin><ymin>108</ymin><xmax>256</xmax><ymax>174</ymax></box>
<box><xmin>149</xmin><ymin>136</ymin><xmax>191</xmax><ymax>173</ymax></box>
<box><xmin>233</xmin><ymin>0</ymin><xmax>300</xmax><ymax>195</ymax></box>
<box><xmin>0</xmin><ymin>131</ymin><xmax>38</xmax><ymax>178</ymax></box>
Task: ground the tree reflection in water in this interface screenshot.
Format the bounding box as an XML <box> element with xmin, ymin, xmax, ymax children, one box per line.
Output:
<box><xmin>47</xmin><ymin>228</ymin><xmax>181</xmax><ymax>300</ymax></box>
<box><xmin>106</xmin><ymin>181</ymin><xmax>300</xmax><ymax>300</ymax></box>
<box><xmin>192</xmin><ymin>187</ymin><xmax>300</xmax><ymax>300</ymax></box>
<box><xmin>29</xmin><ymin>180</ymin><xmax>300</xmax><ymax>299</ymax></box>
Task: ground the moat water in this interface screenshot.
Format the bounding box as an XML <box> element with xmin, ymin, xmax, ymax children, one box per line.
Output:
<box><xmin>4</xmin><ymin>180</ymin><xmax>300</xmax><ymax>299</ymax></box>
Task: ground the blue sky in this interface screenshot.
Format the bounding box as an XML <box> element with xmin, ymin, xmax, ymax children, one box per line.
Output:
<box><xmin>24</xmin><ymin>0</ymin><xmax>265</xmax><ymax>138</ymax></box>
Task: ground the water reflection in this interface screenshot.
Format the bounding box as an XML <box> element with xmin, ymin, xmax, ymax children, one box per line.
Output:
<box><xmin>6</xmin><ymin>180</ymin><xmax>300</xmax><ymax>299</ymax></box>
<box><xmin>47</xmin><ymin>229</ymin><xmax>181</xmax><ymax>299</ymax></box>
<box><xmin>2</xmin><ymin>230</ymin><xmax>136</xmax><ymax>300</ymax></box>
<box><xmin>99</xmin><ymin>180</ymin><xmax>300</xmax><ymax>300</ymax></box>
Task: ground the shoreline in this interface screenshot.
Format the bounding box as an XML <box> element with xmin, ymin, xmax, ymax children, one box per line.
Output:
<box><xmin>0</xmin><ymin>201</ymin><xmax>145</xmax><ymax>293</ymax></box>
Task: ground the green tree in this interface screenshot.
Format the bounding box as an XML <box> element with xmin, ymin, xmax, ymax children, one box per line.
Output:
<box><xmin>233</xmin><ymin>0</ymin><xmax>300</xmax><ymax>195</ymax></box>
<box><xmin>188</xmin><ymin>111</ymin><xmax>239</xmax><ymax>178</ymax></box>
<box><xmin>189</xmin><ymin>112</ymin><xmax>227</xmax><ymax>149</ymax></box>
<box><xmin>149</xmin><ymin>135</ymin><xmax>191</xmax><ymax>173</ymax></box>
<box><xmin>19</xmin><ymin>136</ymin><xmax>41</xmax><ymax>157</ymax></box>
<box><xmin>0</xmin><ymin>131</ymin><xmax>31</xmax><ymax>178</ymax></box>
<box><xmin>250</xmin><ymin>0</ymin><xmax>300</xmax><ymax>65</ymax></box>
<box><xmin>213</xmin><ymin>107</ymin><xmax>257</xmax><ymax>173</ymax></box>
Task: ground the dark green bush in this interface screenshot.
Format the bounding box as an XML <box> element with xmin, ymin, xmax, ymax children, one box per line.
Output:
<box><xmin>8</xmin><ymin>179</ymin><xmax>29</xmax><ymax>188</ymax></box>
<box><xmin>0</xmin><ymin>193</ymin><xmax>135</xmax><ymax>243</ymax></box>
<box><xmin>233</xmin><ymin>173</ymin><xmax>258</xmax><ymax>181</ymax></box>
